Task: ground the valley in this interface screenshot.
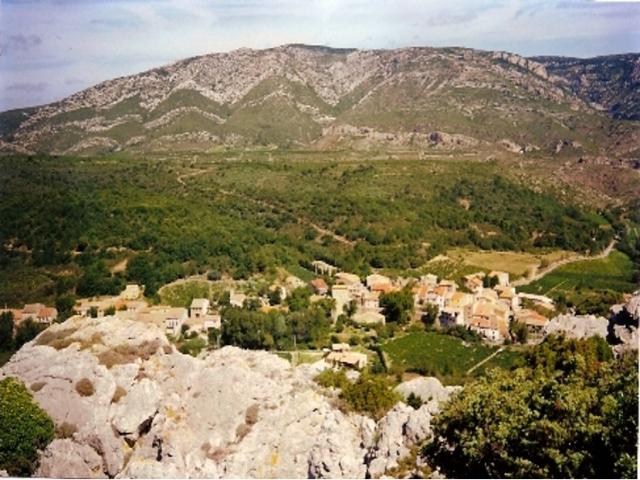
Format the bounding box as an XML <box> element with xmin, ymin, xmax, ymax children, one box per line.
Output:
<box><xmin>0</xmin><ymin>43</ymin><xmax>638</xmax><ymax>479</ymax></box>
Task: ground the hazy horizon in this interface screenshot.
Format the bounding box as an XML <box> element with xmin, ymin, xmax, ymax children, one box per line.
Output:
<box><xmin>1</xmin><ymin>0</ymin><xmax>639</xmax><ymax>111</ymax></box>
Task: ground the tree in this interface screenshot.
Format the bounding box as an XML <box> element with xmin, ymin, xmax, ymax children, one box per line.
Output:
<box><xmin>341</xmin><ymin>374</ymin><xmax>401</xmax><ymax>420</ymax></box>
<box><xmin>424</xmin><ymin>337</ymin><xmax>636</xmax><ymax>479</ymax></box>
<box><xmin>0</xmin><ymin>311</ymin><xmax>14</xmax><ymax>351</ymax></box>
<box><xmin>510</xmin><ymin>321</ymin><xmax>528</xmax><ymax>344</ymax></box>
<box><xmin>0</xmin><ymin>377</ymin><xmax>55</xmax><ymax>476</ymax></box>
<box><xmin>421</xmin><ymin>303</ymin><xmax>439</xmax><ymax>328</ymax></box>
<box><xmin>14</xmin><ymin>319</ymin><xmax>46</xmax><ymax>349</ymax></box>
<box><xmin>286</xmin><ymin>287</ymin><xmax>312</xmax><ymax>312</ymax></box>
<box><xmin>55</xmin><ymin>295</ymin><xmax>76</xmax><ymax>321</ymax></box>
<box><xmin>345</xmin><ymin>300</ymin><xmax>357</xmax><ymax>318</ymax></box>
<box><xmin>380</xmin><ymin>288</ymin><xmax>414</xmax><ymax>325</ymax></box>
<box><xmin>267</xmin><ymin>288</ymin><xmax>282</xmax><ymax>306</ymax></box>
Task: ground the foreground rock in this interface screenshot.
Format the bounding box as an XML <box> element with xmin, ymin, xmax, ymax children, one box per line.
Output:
<box><xmin>0</xmin><ymin>316</ymin><xmax>448</xmax><ymax>478</ymax></box>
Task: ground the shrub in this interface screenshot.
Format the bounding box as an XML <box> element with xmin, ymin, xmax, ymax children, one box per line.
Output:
<box><xmin>30</xmin><ymin>381</ymin><xmax>46</xmax><ymax>392</ymax></box>
<box><xmin>75</xmin><ymin>378</ymin><xmax>95</xmax><ymax>397</ymax></box>
<box><xmin>406</xmin><ymin>392</ymin><xmax>424</xmax><ymax>410</ymax></box>
<box><xmin>55</xmin><ymin>422</ymin><xmax>77</xmax><ymax>439</ymax></box>
<box><xmin>111</xmin><ymin>386</ymin><xmax>127</xmax><ymax>403</ymax></box>
<box><xmin>0</xmin><ymin>377</ymin><xmax>55</xmax><ymax>476</ymax></box>
<box><xmin>341</xmin><ymin>374</ymin><xmax>401</xmax><ymax>420</ymax></box>
<box><xmin>314</xmin><ymin>369</ymin><xmax>349</xmax><ymax>390</ymax></box>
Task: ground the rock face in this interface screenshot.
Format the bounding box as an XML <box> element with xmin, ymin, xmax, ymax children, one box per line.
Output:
<box><xmin>543</xmin><ymin>313</ymin><xmax>609</xmax><ymax>340</ymax></box>
<box><xmin>609</xmin><ymin>291</ymin><xmax>640</xmax><ymax>356</ymax></box>
<box><xmin>0</xmin><ymin>316</ymin><xmax>445</xmax><ymax>478</ymax></box>
<box><xmin>394</xmin><ymin>376</ymin><xmax>459</xmax><ymax>404</ymax></box>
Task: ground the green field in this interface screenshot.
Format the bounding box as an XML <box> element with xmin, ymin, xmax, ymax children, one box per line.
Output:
<box><xmin>159</xmin><ymin>280</ymin><xmax>212</xmax><ymax>307</ymax></box>
<box><xmin>381</xmin><ymin>331</ymin><xmax>521</xmax><ymax>385</ymax></box>
<box><xmin>520</xmin><ymin>250</ymin><xmax>636</xmax><ymax>296</ymax></box>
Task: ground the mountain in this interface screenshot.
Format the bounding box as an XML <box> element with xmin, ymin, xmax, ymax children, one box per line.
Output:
<box><xmin>0</xmin><ymin>44</ymin><xmax>638</xmax><ymax>157</ymax></box>
<box><xmin>533</xmin><ymin>53</ymin><xmax>640</xmax><ymax>121</ymax></box>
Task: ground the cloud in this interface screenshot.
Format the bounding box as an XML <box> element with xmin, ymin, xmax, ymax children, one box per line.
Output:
<box><xmin>0</xmin><ymin>33</ymin><xmax>42</xmax><ymax>54</ymax></box>
<box><xmin>5</xmin><ymin>81</ymin><xmax>49</xmax><ymax>92</ymax></box>
<box><xmin>425</xmin><ymin>11</ymin><xmax>478</xmax><ymax>27</ymax></box>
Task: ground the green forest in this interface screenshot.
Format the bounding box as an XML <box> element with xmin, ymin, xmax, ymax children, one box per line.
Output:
<box><xmin>0</xmin><ymin>151</ymin><xmax>632</xmax><ymax>307</ymax></box>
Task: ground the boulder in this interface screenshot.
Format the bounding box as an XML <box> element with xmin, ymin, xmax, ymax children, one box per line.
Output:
<box><xmin>394</xmin><ymin>376</ymin><xmax>452</xmax><ymax>404</ymax></box>
<box><xmin>543</xmin><ymin>313</ymin><xmax>608</xmax><ymax>339</ymax></box>
<box><xmin>366</xmin><ymin>401</ymin><xmax>437</xmax><ymax>477</ymax></box>
<box><xmin>36</xmin><ymin>439</ymin><xmax>106</xmax><ymax>478</ymax></box>
<box><xmin>110</xmin><ymin>378</ymin><xmax>161</xmax><ymax>438</ymax></box>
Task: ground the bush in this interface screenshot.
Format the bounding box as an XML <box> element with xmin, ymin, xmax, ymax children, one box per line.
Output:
<box><xmin>341</xmin><ymin>374</ymin><xmax>401</xmax><ymax>420</ymax></box>
<box><xmin>75</xmin><ymin>378</ymin><xmax>95</xmax><ymax>397</ymax></box>
<box><xmin>179</xmin><ymin>337</ymin><xmax>206</xmax><ymax>357</ymax></box>
<box><xmin>406</xmin><ymin>392</ymin><xmax>424</xmax><ymax>409</ymax></box>
<box><xmin>314</xmin><ymin>369</ymin><xmax>349</xmax><ymax>390</ymax></box>
<box><xmin>0</xmin><ymin>377</ymin><xmax>55</xmax><ymax>476</ymax></box>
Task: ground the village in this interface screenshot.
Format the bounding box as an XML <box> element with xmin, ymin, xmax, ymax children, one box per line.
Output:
<box><xmin>2</xmin><ymin>258</ymin><xmax>559</xmax><ymax>371</ymax></box>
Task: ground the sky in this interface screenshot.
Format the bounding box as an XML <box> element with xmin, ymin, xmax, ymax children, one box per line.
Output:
<box><xmin>0</xmin><ymin>0</ymin><xmax>639</xmax><ymax>110</ymax></box>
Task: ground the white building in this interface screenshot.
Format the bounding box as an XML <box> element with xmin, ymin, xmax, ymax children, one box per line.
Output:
<box><xmin>121</xmin><ymin>284</ymin><xmax>142</xmax><ymax>300</ymax></box>
<box><xmin>190</xmin><ymin>298</ymin><xmax>210</xmax><ymax>319</ymax></box>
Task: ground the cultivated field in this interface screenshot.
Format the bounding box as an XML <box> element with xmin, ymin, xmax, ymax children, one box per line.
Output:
<box><xmin>381</xmin><ymin>331</ymin><xmax>521</xmax><ymax>385</ymax></box>
<box><xmin>520</xmin><ymin>250</ymin><xmax>636</xmax><ymax>296</ymax></box>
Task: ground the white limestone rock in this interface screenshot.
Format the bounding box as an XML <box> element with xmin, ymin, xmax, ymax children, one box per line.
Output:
<box><xmin>543</xmin><ymin>313</ymin><xmax>608</xmax><ymax>339</ymax></box>
<box><xmin>395</xmin><ymin>376</ymin><xmax>453</xmax><ymax>404</ymax></box>
<box><xmin>1</xmin><ymin>315</ymin><xmax>445</xmax><ymax>478</ymax></box>
<box><xmin>110</xmin><ymin>378</ymin><xmax>161</xmax><ymax>437</ymax></box>
<box><xmin>36</xmin><ymin>439</ymin><xmax>106</xmax><ymax>478</ymax></box>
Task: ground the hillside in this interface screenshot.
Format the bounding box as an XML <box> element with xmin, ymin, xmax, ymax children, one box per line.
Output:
<box><xmin>1</xmin><ymin>45</ymin><xmax>638</xmax><ymax>159</ymax></box>
<box><xmin>534</xmin><ymin>53</ymin><xmax>640</xmax><ymax>121</ymax></box>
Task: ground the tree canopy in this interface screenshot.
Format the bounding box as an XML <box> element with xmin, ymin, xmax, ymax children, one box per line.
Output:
<box><xmin>424</xmin><ymin>335</ymin><xmax>637</xmax><ymax>479</ymax></box>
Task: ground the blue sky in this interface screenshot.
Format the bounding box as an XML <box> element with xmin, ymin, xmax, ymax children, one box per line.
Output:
<box><xmin>1</xmin><ymin>0</ymin><xmax>639</xmax><ymax>110</ymax></box>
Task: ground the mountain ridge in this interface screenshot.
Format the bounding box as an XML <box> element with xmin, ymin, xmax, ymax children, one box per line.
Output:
<box><xmin>0</xmin><ymin>44</ymin><xmax>638</xmax><ymax>156</ymax></box>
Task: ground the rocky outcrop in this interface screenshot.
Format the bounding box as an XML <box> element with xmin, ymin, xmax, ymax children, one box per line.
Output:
<box><xmin>492</xmin><ymin>52</ymin><xmax>551</xmax><ymax>81</ymax></box>
<box><xmin>543</xmin><ymin>313</ymin><xmax>609</xmax><ymax>340</ymax></box>
<box><xmin>609</xmin><ymin>291</ymin><xmax>640</xmax><ymax>356</ymax></box>
<box><xmin>0</xmin><ymin>316</ymin><xmax>444</xmax><ymax>478</ymax></box>
<box><xmin>394</xmin><ymin>376</ymin><xmax>459</xmax><ymax>404</ymax></box>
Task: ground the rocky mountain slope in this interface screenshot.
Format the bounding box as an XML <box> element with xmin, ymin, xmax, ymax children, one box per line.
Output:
<box><xmin>0</xmin><ymin>315</ymin><xmax>456</xmax><ymax>478</ymax></box>
<box><xmin>534</xmin><ymin>54</ymin><xmax>640</xmax><ymax>120</ymax></box>
<box><xmin>1</xmin><ymin>44</ymin><xmax>637</xmax><ymax>156</ymax></box>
